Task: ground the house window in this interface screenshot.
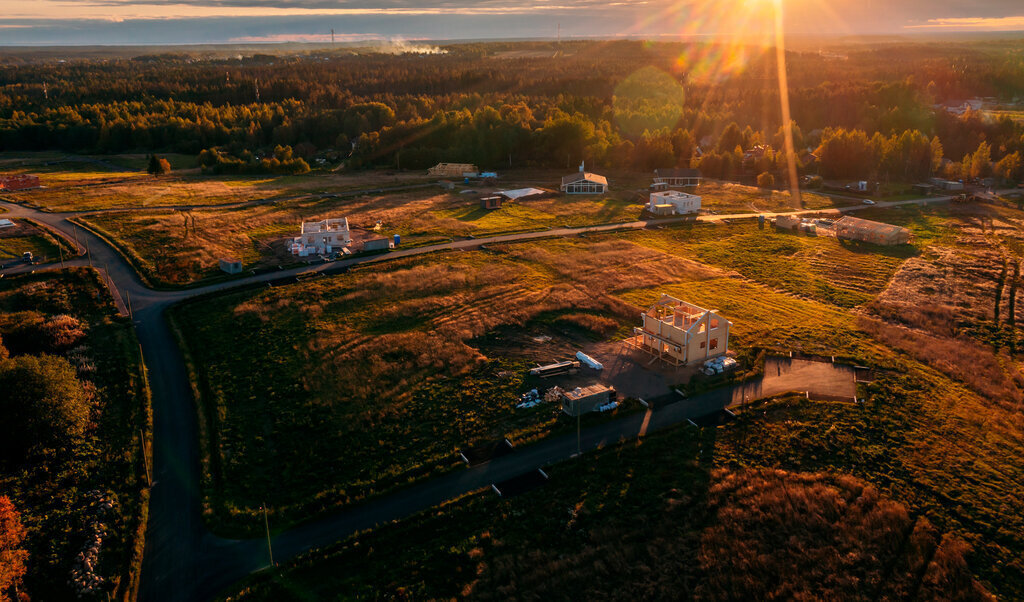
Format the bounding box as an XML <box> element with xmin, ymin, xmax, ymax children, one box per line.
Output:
<box><xmin>700</xmin><ymin>341</ymin><xmax>706</xmax><ymax>349</ymax></box>
<box><xmin>710</xmin><ymin>338</ymin><xmax>718</xmax><ymax>349</ymax></box>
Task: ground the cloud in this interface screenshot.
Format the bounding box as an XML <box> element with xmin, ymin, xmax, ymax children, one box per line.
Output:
<box><xmin>904</xmin><ymin>15</ymin><xmax>1024</xmax><ymax>29</ymax></box>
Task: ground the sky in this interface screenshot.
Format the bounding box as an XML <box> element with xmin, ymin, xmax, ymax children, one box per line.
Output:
<box><xmin>0</xmin><ymin>0</ymin><xmax>1022</xmax><ymax>46</ymax></box>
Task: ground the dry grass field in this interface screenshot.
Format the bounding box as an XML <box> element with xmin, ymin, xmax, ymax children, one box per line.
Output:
<box><xmin>177</xmin><ymin>201</ymin><xmax>1024</xmax><ymax>596</ymax></box>
<box><xmin>79</xmin><ymin>188</ymin><xmax>645</xmax><ymax>285</ymax></box>
<box><xmin>78</xmin><ymin>176</ymin><xmax>854</xmax><ymax>287</ymax></box>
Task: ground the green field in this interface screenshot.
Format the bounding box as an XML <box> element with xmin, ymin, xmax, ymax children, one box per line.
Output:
<box><xmin>0</xmin><ymin>269</ymin><xmax>150</xmax><ymax>600</ymax></box>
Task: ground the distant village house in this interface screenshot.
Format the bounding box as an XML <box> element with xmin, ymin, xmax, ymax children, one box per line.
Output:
<box><xmin>0</xmin><ymin>174</ymin><xmax>40</xmax><ymax>191</ymax></box>
<box><xmin>653</xmin><ymin>168</ymin><xmax>701</xmax><ymax>188</ymax></box>
<box><xmin>561</xmin><ymin>165</ymin><xmax>608</xmax><ymax>194</ymax></box>
<box><xmin>625</xmin><ymin>294</ymin><xmax>731</xmax><ymax>365</ymax></box>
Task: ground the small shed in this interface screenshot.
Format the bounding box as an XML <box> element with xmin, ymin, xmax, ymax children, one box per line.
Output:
<box><xmin>480</xmin><ymin>196</ymin><xmax>503</xmax><ymax>210</ymax></box>
<box><xmin>774</xmin><ymin>215</ymin><xmax>802</xmax><ymax>230</ymax></box>
<box><xmin>219</xmin><ymin>258</ymin><xmax>243</xmax><ymax>274</ymax></box>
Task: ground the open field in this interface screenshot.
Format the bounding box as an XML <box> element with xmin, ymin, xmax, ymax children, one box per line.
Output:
<box><xmin>0</xmin><ymin>218</ymin><xmax>74</xmax><ymax>263</ymax></box>
<box><xmin>223</xmin><ymin>414</ymin><xmax>994</xmax><ymax>601</ymax></box>
<box><xmin>78</xmin><ymin>187</ymin><xmax>644</xmax><ymax>286</ymax></box>
<box><xmin>8</xmin><ymin>166</ymin><xmax>435</xmax><ymax>212</ymax></box>
<box><xmin>623</xmin><ymin>219</ymin><xmax>915</xmax><ymax>308</ymax></box>
<box><xmin>0</xmin><ymin>269</ymin><xmax>150</xmax><ymax>600</ymax></box>
<box><xmin>172</xmin><ymin>239</ymin><xmax>732</xmax><ymax>534</ymax></box>
<box><xmin>696</xmin><ymin>180</ymin><xmax>850</xmax><ymax>213</ymax></box>
<box><xmin>77</xmin><ymin>176</ymin><xmax>855</xmax><ymax>287</ymax></box>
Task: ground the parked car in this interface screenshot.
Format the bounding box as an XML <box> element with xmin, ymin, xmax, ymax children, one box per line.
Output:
<box><xmin>862</xmin><ymin>199</ymin><xmax>876</xmax><ymax>205</ymax></box>
<box><xmin>22</xmin><ymin>251</ymin><xmax>33</xmax><ymax>262</ymax></box>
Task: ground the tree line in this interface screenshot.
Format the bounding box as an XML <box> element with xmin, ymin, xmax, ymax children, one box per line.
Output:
<box><xmin>0</xmin><ymin>40</ymin><xmax>1022</xmax><ymax>180</ymax></box>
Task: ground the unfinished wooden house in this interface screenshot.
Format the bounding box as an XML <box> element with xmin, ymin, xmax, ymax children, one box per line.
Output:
<box><xmin>428</xmin><ymin>163</ymin><xmax>478</xmax><ymax>178</ymax></box>
<box><xmin>625</xmin><ymin>294</ymin><xmax>731</xmax><ymax>365</ymax></box>
<box><xmin>833</xmin><ymin>216</ymin><xmax>911</xmax><ymax>246</ymax></box>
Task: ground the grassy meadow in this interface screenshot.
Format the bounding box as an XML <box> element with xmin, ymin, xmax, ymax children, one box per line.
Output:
<box><xmin>0</xmin><ymin>269</ymin><xmax>151</xmax><ymax>600</ymax></box>
<box><xmin>77</xmin><ymin>177</ymin><xmax>857</xmax><ymax>288</ymax></box>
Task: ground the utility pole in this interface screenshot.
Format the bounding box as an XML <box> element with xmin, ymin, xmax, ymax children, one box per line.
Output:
<box><xmin>86</xmin><ymin>239</ymin><xmax>93</xmax><ymax>268</ymax></box>
<box><xmin>73</xmin><ymin>224</ymin><xmax>80</xmax><ymax>250</ymax></box>
<box><xmin>126</xmin><ymin>291</ymin><xmax>133</xmax><ymax>320</ymax></box>
<box><xmin>141</xmin><ymin>427</ymin><xmax>152</xmax><ymax>487</ymax></box>
<box><xmin>331</xmin><ymin>28</ymin><xmax>335</xmax><ymax>45</ymax></box>
<box><xmin>262</xmin><ymin>503</ymin><xmax>274</xmax><ymax>567</ymax></box>
<box><xmin>576</xmin><ymin>399</ymin><xmax>581</xmax><ymax>457</ymax></box>
<box><xmin>58</xmin><ymin>245</ymin><xmax>64</xmax><ymax>269</ymax></box>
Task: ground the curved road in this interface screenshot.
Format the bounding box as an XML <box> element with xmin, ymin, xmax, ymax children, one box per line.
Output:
<box><xmin>0</xmin><ymin>192</ymin><xmax>952</xmax><ymax>601</ymax></box>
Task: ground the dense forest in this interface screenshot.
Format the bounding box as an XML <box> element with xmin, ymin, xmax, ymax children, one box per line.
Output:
<box><xmin>1</xmin><ymin>40</ymin><xmax>1023</xmax><ymax>181</ymax></box>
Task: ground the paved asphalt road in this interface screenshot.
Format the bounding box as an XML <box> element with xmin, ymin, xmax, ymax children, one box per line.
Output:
<box><xmin>0</xmin><ymin>192</ymin><xmax>946</xmax><ymax>601</ymax></box>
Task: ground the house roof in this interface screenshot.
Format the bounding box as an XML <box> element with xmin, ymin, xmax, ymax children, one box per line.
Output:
<box><xmin>654</xmin><ymin>168</ymin><xmax>701</xmax><ymax>179</ymax></box>
<box><xmin>562</xmin><ymin>172</ymin><xmax>608</xmax><ymax>186</ymax></box>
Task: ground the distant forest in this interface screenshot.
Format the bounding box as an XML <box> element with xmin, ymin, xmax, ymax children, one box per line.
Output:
<box><xmin>1</xmin><ymin>40</ymin><xmax>1023</xmax><ymax>181</ymax></box>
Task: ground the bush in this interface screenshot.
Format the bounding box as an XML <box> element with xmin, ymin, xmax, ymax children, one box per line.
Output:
<box><xmin>0</xmin><ymin>496</ymin><xmax>28</xmax><ymax>599</ymax></box>
<box><xmin>757</xmin><ymin>171</ymin><xmax>775</xmax><ymax>188</ymax></box>
<box><xmin>0</xmin><ymin>354</ymin><xmax>91</xmax><ymax>456</ymax></box>
<box><xmin>0</xmin><ymin>312</ymin><xmax>86</xmax><ymax>355</ymax></box>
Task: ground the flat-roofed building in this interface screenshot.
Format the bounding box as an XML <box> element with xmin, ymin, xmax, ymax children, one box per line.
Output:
<box><xmin>625</xmin><ymin>294</ymin><xmax>731</xmax><ymax>366</ymax></box>
<box><xmin>648</xmin><ymin>190</ymin><xmax>701</xmax><ymax>215</ymax></box>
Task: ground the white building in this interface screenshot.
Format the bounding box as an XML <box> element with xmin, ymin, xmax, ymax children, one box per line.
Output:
<box><xmin>290</xmin><ymin>217</ymin><xmax>351</xmax><ymax>257</ymax></box>
<box><xmin>648</xmin><ymin>190</ymin><xmax>701</xmax><ymax>216</ymax></box>
<box><xmin>561</xmin><ymin>164</ymin><xmax>608</xmax><ymax>194</ymax></box>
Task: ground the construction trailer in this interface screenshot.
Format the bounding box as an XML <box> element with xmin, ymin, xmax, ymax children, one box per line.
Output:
<box><xmin>561</xmin><ymin>384</ymin><xmax>616</xmax><ymax>416</ymax></box>
<box><xmin>428</xmin><ymin>163</ymin><xmax>479</xmax><ymax>178</ymax></box>
<box><xmin>363</xmin><ymin>237</ymin><xmax>394</xmax><ymax>252</ymax></box>
<box><xmin>833</xmin><ymin>216</ymin><xmax>911</xmax><ymax>246</ymax></box>
<box><xmin>624</xmin><ymin>294</ymin><xmax>731</xmax><ymax>366</ymax></box>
